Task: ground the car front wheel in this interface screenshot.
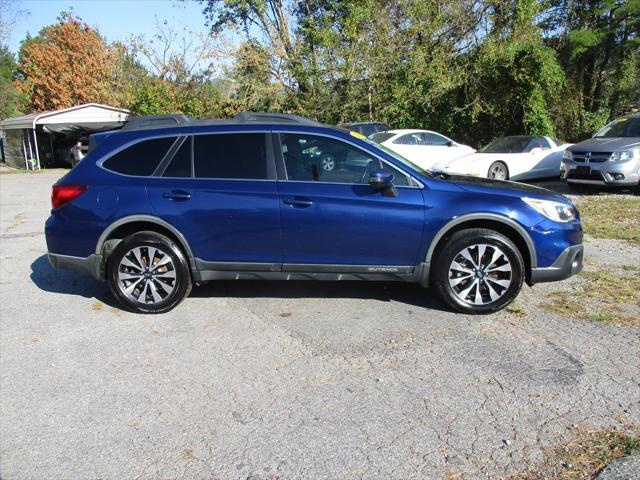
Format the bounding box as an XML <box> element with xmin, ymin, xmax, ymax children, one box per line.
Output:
<box><xmin>107</xmin><ymin>231</ymin><xmax>192</xmax><ymax>314</ymax></box>
<box><xmin>432</xmin><ymin>228</ymin><xmax>524</xmax><ymax>314</ymax></box>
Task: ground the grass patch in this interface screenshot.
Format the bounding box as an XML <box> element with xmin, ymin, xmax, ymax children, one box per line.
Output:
<box><xmin>508</xmin><ymin>426</ymin><xmax>640</xmax><ymax>480</ymax></box>
<box><xmin>573</xmin><ymin>196</ymin><xmax>640</xmax><ymax>244</ymax></box>
<box><xmin>541</xmin><ymin>292</ymin><xmax>586</xmax><ymax>317</ymax></box>
<box><xmin>507</xmin><ymin>303</ymin><xmax>528</xmax><ymax>317</ymax></box>
<box><xmin>581</xmin><ymin>270</ymin><xmax>640</xmax><ymax>304</ymax></box>
<box><xmin>540</xmin><ymin>266</ymin><xmax>640</xmax><ymax>326</ymax></box>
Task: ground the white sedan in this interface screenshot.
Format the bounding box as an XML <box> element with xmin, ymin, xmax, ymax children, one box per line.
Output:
<box><xmin>432</xmin><ymin>135</ymin><xmax>571</xmax><ymax>181</ymax></box>
<box><xmin>370</xmin><ymin>129</ymin><xmax>475</xmax><ymax>170</ymax></box>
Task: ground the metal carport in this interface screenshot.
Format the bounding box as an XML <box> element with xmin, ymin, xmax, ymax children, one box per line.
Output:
<box><xmin>0</xmin><ymin>103</ymin><xmax>129</xmax><ymax>170</ymax></box>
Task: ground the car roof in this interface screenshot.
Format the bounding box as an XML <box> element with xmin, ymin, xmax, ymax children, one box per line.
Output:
<box><xmin>338</xmin><ymin>121</ymin><xmax>388</xmax><ymax>127</ymax></box>
<box><xmin>387</xmin><ymin>129</ymin><xmax>444</xmax><ymax>135</ymax></box>
<box><xmin>497</xmin><ymin>135</ymin><xmax>541</xmax><ymax>140</ymax></box>
<box><xmin>121</xmin><ymin>112</ymin><xmax>326</xmax><ymax>133</ymax></box>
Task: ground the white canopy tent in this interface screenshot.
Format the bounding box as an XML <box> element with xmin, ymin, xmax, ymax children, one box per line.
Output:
<box><xmin>1</xmin><ymin>103</ymin><xmax>129</xmax><ymax>170</ymax></box>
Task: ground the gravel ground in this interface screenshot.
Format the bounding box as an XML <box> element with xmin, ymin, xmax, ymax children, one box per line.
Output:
<box><xmin>1</xmin><ymin>170</ymin><xmax>638</xmax><ymax>480</ymax></box>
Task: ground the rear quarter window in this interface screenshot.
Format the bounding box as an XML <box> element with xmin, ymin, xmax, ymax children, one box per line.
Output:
<box><xmin>103</xmin><ymin>137</ymin><xmax>175</xmax><ymax>176</ymax></box>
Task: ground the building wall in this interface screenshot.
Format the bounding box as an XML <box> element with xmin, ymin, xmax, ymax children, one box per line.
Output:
<box><xmin>4</xmin><ymin>129</ymin><xmax>26</xmax><ymax>169</ymax></box>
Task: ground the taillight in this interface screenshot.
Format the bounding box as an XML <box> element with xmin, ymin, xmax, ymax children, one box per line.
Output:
<box><xmin>51</xmin><ymin>184</ymin><xmax>88</xmax><ymax>209</ymax></box>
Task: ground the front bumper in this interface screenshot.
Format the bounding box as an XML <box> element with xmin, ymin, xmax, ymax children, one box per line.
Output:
<box><xmin>48</xmin><ymin>252</ymin><xmax>103</xmax><ymax>280</ymax></box>
<box><xmin>529</xmin><ymin>244</ymin><xmax>583</xmax><ymax>283</ymax></box>
<box><xmin>561</xmin><ymin>160</ymin><xmax>640</xmax><ymax>186</ymax></box>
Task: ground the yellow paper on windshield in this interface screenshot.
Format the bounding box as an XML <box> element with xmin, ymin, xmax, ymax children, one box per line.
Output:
<box><xmin>350</xmin><ymin>131</ymin><xmax>366</xmax><ymax>140</ymax></box>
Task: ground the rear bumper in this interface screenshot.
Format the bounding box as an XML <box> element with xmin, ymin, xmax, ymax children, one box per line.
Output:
<box><xmin>529</xmin><ymin>244</ymin><xmax>583</xmax><ymax>284</ymax></box>
<box><xmin>48</xmin><ymin>252</ymin><xmax>102</xmax><ymax>280</ymax></box>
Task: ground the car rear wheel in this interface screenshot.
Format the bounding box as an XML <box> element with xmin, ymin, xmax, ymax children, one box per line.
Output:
<box><xmin>107</xmin><ymin>231</ymin><xmax>191</xmax><ymax>314</ymax></box>
<box><xmin>488</xmin><ymin>161</ymin><xmax>509</xmax><ymax>180</ymax></box>
<box><xmin>432</xmin><ymin>228</ymin><xmax>524</xmax><ymax>314</ymax></box>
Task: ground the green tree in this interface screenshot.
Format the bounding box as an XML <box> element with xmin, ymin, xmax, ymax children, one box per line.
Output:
<box><xmin>0</xmin><ymin>44</ymin><xmax>25</xmax><ymax>118</ymax></box>
<box><xmin>542</xmin><ymin>0</ymin><xmax>640</xmax><ymax>139</ymax></box>
<box><xmin>228</xmin><ymin>40</ymin><xmax>286</xmax><ymax>113</ymax></box>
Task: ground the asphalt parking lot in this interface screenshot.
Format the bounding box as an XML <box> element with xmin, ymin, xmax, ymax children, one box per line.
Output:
<box><xmin>1</xmin><ymin>170</ymin><xmax>639</xmax><ymax>479</ymax></box>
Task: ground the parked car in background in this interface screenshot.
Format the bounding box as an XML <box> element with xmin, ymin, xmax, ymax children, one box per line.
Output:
<box><xmin>46</xmin><ymin>112</ymin><xmax>583</xmax><ymax>315</ymax></box>
<box><xmin>561</xmin><ymin>113</ymin><xmax>640</xmax><ymax>193</ymax></box>
<box><xmin>433</xmin><ymin>135</ymin><xmax>570</xmax><ymax>181</ymax></box>
<box><xmin>370</xmin><ymin>129</ymin><xmax>475</xmax><ymax>170</ymax></box>
<box><xmin>338</xmin><ymin>122</ymin><xmax>389</xmax><ymax>137</ymax></box>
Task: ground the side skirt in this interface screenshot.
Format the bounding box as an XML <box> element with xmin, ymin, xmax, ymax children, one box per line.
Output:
<box><xmin>192</xmin><ymin>260</ymin><xmax>430</xmax><ymax>284</ymax></box>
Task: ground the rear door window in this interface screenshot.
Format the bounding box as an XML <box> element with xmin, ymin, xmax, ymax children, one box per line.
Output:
<box><xmin>193</xmin><ymin>133</ymin><xmax>268</xmax><ymax>179</ymax></box>
<box><xmin>103</xmin><ymin>137</ymin><xmax>175</xmax><ymax>176</ymax></box>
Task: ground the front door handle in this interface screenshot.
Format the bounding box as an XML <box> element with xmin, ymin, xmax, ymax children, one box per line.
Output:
<box><xmin>162</xmin><ymin>190</ymin><xmax>191</xmax><ymax>201</ymax></box>
<box><xmin>283</xmin><ymin>197</ymin><xmax>313</xmax><ymax>208</ymax></box>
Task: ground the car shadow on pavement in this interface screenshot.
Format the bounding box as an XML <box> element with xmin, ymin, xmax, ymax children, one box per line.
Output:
<box><xmin>30</xmin><ymin>254</ymin><xmax>451</xmax><ymax>312</ymax></box>
<box><xmin>30</xmin><ymin>254</ymin><xmax>119</xmax><ymax>308</ymax></box>
<box><xmin>191</xmin><ymin>280</ymin><xmax>452</xmax><ymax>312</ymax></box>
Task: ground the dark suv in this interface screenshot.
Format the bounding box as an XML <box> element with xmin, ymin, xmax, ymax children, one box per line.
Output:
<box><xmin>46</xmin><ymin>112</ymin><xmax>583</xmax><ymax>314</ymax></box>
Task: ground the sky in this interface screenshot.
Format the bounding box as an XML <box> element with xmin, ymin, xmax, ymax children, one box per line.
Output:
<box><xmin>6</xmin><ymin>0</ymin><xmax>212</xmax><ymax>54</ymax></box>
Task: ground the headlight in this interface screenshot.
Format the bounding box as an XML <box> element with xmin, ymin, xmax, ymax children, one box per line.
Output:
<box><xmin>610</xmin><ymin>149</ymin><xmax>639</xmax><ymax>162</ymax></box>
<box><xmin>522</xmin><ymin>197</ymin><xmax>577</xmax><ymax>223</ymax></box>
<box><xmin>562</xmin><ymin>150</ymin><xmax>573</xmax><ymax>161</ymax></box>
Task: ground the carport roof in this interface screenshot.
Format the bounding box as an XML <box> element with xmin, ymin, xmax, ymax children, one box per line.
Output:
<box><xmin>0</xmin><ymin>103</ymin><xmax>130</xmax><ymax>132</ymax></box>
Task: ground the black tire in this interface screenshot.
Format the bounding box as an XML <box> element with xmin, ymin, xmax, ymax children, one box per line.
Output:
<box><xmin>107</xmin><ymin>231</ymin><xmax>192</xmax><ymax>314</ymax></box>
<box><xmin>432</xmin><ymin>228</ymin><xmax>525</xmax><ymax>314</ymax></box>
<box><xmin>487</xmin><ymin>161</ymin><xmax>509</xmax><ymax>180</ymax></box>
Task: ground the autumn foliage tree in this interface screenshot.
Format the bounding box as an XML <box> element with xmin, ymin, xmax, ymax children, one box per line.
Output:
<box><xmin>16</xmin><ymin>13</ymin><xmax>116</xmax><ymax>111</ymax></box>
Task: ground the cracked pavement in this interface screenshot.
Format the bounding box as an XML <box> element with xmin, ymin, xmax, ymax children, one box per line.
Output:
<box><xmin>1</xmin><ymin>171</ymin><xmax>639</xmax><ymax>479</ymax></box>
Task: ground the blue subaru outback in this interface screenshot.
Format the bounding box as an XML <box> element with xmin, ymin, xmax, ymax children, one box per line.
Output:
<box><xmin>45</xmin><ymin>112</ymin><xmax>584</xmax><ymax>314</ymax></box>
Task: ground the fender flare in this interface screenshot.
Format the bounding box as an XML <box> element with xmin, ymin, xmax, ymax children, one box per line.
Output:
<box><xmin>424</xmin><ymin>213</ymin><xmax>537</xmax><ymax>268</ymax></box>
<box><xmin>95</xmin><ymin>215</ymin><xmax>195</xmax><ymax>261</ymax></box>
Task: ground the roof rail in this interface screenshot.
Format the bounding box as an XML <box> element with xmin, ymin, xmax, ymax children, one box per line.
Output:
<box><xmin>121</xmin><ymin>114</ymin><xmax>192</xmax><ymax>131</ymax></box>
<box><xmin>232</xmin><ymin>112</ymin><xmax>322</xmax><ymax>126</ymax></box>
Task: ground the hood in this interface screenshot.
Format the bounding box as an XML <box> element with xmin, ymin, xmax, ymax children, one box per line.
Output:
<box><xmin>435</xmin><ymin>172</ymin><xmax>568</xmax><ymax>202</ymax></box>
<box><xmin>432</xmin><ymin>151</ymin><xmax>484</xmax><ymax>170</ymax></box>
<box><xmin>569</xmin><ymin>137</ymin><xmax>640</xmax><ymax>152</ymax></box>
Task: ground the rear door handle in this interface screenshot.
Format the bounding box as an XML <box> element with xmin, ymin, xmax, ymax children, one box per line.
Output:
<box><xmin>162</xmin><ymin>190</ymin><xmax>191</xmax><ymax>201</ymax></box>
<box><xmin>283</xmin><ymin>197</ymin><xmax>313</xmax><ymax>208</ymax></box>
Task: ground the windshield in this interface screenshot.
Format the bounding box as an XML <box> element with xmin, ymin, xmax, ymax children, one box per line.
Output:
<box><xmin>595</xmin><ymin>117</ymin><xmax>640</xmax><ymax>138</ymax></box>
<box><xmin>370</xmin><ymin>132</ymin><xmax>395</xmax><ymax>143</ymax></box>
<box><xmin>361</xmin><ymin>137</ymin><xmax>432</xmax><ymax>177</ymax></box>
<box><xmin>479</xmin><ymin>136</ymin><xmax>536</xmax><ymax>153</ymax></box>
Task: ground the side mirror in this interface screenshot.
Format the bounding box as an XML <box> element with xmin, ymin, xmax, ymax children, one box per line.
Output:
<box><xmin>368</xmin><ymin>170</ymin><xmax>398</xmax><ymax>197</ymax></box>
<box><xmin>446</xmin><ymin>141</ymin><xmax>453</xmax><ymax>147</ymax></box>
<box><xmin>529</xmin><ymin>147</ymin><xmax>542</xmax><ymax>155</ymax></box>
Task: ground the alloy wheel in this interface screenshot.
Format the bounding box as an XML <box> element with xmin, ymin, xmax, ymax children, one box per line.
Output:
<box><xmin>117</xmin><ymin>246</ymin><xmax>176</xmax><ymax>304</ymax></box>
<box><xmin>448</xmin><ymin>243</ymin><xmax>513</xmax><ymax>305</ymax></box>
<box><xmin>489</xmin><ymin>163</ymin><xmax>507</xmax><ymax>180</ymax></box>
<box><xmin>321</xmin><ymin>156</ymin><xmax>336</xmax><ymax>172</ymax></box>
